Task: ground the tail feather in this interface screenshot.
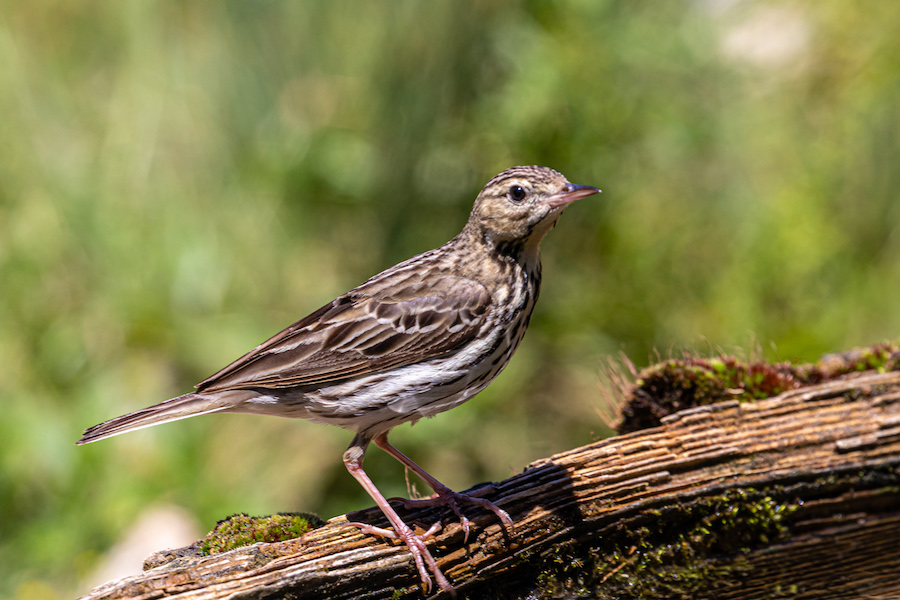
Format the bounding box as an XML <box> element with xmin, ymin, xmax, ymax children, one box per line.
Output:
<box><xmin>76</xmin><ymin>392</ymin><xmax>230</xmax><ymax>445</ymax></box>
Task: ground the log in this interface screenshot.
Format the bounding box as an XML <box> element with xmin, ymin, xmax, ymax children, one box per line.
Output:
<box><xmin>79</xmin><ymin>363</ymin><xmax>900</xmax><ymax>599</ymax></box>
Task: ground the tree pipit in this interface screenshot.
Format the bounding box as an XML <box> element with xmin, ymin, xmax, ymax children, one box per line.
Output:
<box><xmin>78</xmin><ymin>165</ymin><xmax>600</xmax><ymax>594</ymax></box>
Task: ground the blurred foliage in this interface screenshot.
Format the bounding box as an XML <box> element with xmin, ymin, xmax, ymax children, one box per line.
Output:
<box><xmin>1</xmin><ymin>1</ymin><xmax>899</xmax><ymax>597</ymax></box>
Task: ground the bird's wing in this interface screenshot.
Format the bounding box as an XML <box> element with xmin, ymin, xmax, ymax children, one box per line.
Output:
<box><xmin>195</xmin><ymin>270</ymin><xmax>492</xmax><ymax>392</ymax></box>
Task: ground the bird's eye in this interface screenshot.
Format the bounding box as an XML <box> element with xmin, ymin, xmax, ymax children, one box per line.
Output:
<box><xmin>508</xmin><ymin>185</ymin><xmax>526</xmax><ymax>202</ymax></box>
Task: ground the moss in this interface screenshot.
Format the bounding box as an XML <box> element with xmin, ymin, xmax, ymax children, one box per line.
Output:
<box><xmin>597</xmin><ymin>490</ymin><xmax>796</xmax><ymax>597</ymax></box>
<box><xmin>813</xmin><ymin>342</ymin><xmax>899</xmax><ymax>377</ymax></box>
<box><xmin>199</xmin><ymin>512</ymin><xmax>325</xmax><ymax>555</ymax></box>
<box><xmin>621</xmin><ymin>356</ymin><xmax>798</xmax><ymax>431</ymax></box>
<box><xmin>532</xmin><ymin>489</ymin><xmax>798</xmax><ymax>599</ymax></box>
<box><xmin>519</xmin><ymin>468</ymin><xmax>900</xmax><ymax>599</ymax></box>
<box><xmin>620</xmin><ymin>341</ymin><xmax>900</xmax><ymax>433</ymax></box>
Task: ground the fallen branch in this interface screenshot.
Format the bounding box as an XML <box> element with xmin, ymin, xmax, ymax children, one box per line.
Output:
<box><xmin>80</xmin><ymin>364</ymin><xmax>900</xmax><ymax>599</ymax></box>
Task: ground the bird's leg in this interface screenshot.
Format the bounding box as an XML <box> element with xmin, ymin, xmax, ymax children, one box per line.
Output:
<box><xmin>343</xmin><ymin>435</ymin><xmax>453</xmax><ymax>595</ymax></box>
<box><xmin>373</xmin><ymin>433</ymin><xmax>513</xmax><ymax>542</ymax></box>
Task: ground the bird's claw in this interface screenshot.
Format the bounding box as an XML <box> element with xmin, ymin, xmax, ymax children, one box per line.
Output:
<box><xmin>346</xmin><ymin>519</ymin><xmax>442</xmax><ymax>540</ymax></box>
<box><xmin>400</xmin><ymin>485</ymin><xmax>513</xmax><ymax>543</ymax></box>
<box><xmin>345</xmin><ymin>520</ymin><xmax>450</xmax><ymax>595</ymax></box>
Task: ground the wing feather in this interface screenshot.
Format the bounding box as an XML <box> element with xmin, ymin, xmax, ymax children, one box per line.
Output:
<box><xmin>196</xmin><ymin>270</ymin><xmax>492</xmax><ymax>392</ymax></box>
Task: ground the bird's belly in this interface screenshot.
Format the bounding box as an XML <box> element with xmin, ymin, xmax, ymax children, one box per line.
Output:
<box><xmin>243</xmin><ymin>317</ymin><xmax>527</xmax><ymax>437</ymax></box>
<box><xmin>314</xmin><ymin>333</ymin><xmax>504</xmax><ymax>434</ymax></box>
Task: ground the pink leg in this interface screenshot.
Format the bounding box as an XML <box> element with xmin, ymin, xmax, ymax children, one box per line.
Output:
<box><xmin>343</xmin><ymin>437</ymin><xmax>453</xmax><ymax>595</ymax></box>
<box><xmin>373</xmin><ymin>433</ymin><xmax>514</xmax><ymax>542</ymax></box>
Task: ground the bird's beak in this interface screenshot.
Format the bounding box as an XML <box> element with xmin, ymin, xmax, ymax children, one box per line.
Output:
<box><xmin>546</xmin><ymin>183</ymin><xmax>601</xmax><ymax>209</ymax></box>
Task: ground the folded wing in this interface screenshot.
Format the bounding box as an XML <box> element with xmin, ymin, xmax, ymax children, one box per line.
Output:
<box><xmin>196</xmin><ymin>271</ymin><xmax>492</xmax><ymax>392</ymax></box>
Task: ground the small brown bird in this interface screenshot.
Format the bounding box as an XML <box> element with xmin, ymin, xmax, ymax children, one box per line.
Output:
<box><xmin>78</xmin><ymin>165</ymin><xmax>600</xmax><ymax>593</ymax></box>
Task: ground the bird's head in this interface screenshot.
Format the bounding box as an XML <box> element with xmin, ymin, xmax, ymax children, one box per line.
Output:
<box><xmin>466</xmin><ymin>166</ymin><xmax>600</xmax><ymax>255</ymax></box>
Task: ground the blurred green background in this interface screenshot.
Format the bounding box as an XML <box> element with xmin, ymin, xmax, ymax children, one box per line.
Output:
<box><xmin>2</xmin><ymin>1</ymin><xmax>899</xmax><ymax>598</ymax></box>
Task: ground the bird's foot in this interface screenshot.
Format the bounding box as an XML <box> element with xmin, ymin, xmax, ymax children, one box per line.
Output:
<box><xmin>399</xmin><ymin>482</ymin><xmax>513</xmax><ymax>542</ymax></box>
<box><xmin>346</xmin><ymin>520</ymin><xmax>453</xmax><ymax>596</ymax></box>
<box><xmin>347</xmin><ymin>519</ymin><xmax>442</xmax><ymax>540</ymax></box>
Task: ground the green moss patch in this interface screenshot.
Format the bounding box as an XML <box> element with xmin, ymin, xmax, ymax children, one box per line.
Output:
<box><xmin>535</xmin><ymin>489</ymin><xmax>798</xmax><ymax>599</ymax></box>
<box><xmin>199</xmin><ymin>512</ymin><xmax>325</xmax><ymax>555</ymax></box>
<box><xmin>620</xmin><ymin>341</ymin><xmax>899</xmax><ymax>432</ymax></box>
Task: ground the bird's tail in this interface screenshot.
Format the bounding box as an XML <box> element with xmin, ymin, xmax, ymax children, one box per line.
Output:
<box><xmin>76</xmin><ymin>392</ymin><xmax>231</xmax><ymax>445</ymax></box>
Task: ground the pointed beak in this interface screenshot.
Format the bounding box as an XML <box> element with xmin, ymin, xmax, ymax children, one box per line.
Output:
<box><xmin>546</xmin><ymin>182</ymin><xmax>601</xmax><ymax>209</ymax></box>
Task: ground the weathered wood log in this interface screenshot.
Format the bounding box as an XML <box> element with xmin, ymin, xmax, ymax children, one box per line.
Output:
<box><xmin>80</xmin><ymin>368</ymin><xmax>900</xmax><ymax>600</ymax></box>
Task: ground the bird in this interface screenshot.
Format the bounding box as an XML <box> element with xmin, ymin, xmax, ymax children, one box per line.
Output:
<box><xmin>77</xmin><ymin>165</ymin><xmax>600</xmax><ymax>594</ymax></box>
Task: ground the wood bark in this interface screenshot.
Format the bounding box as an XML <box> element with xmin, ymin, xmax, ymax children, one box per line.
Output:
<box><xmin>79</xmin><ymin>370</ymin><xmax>900</xmax><ymax>600</ymax></box>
